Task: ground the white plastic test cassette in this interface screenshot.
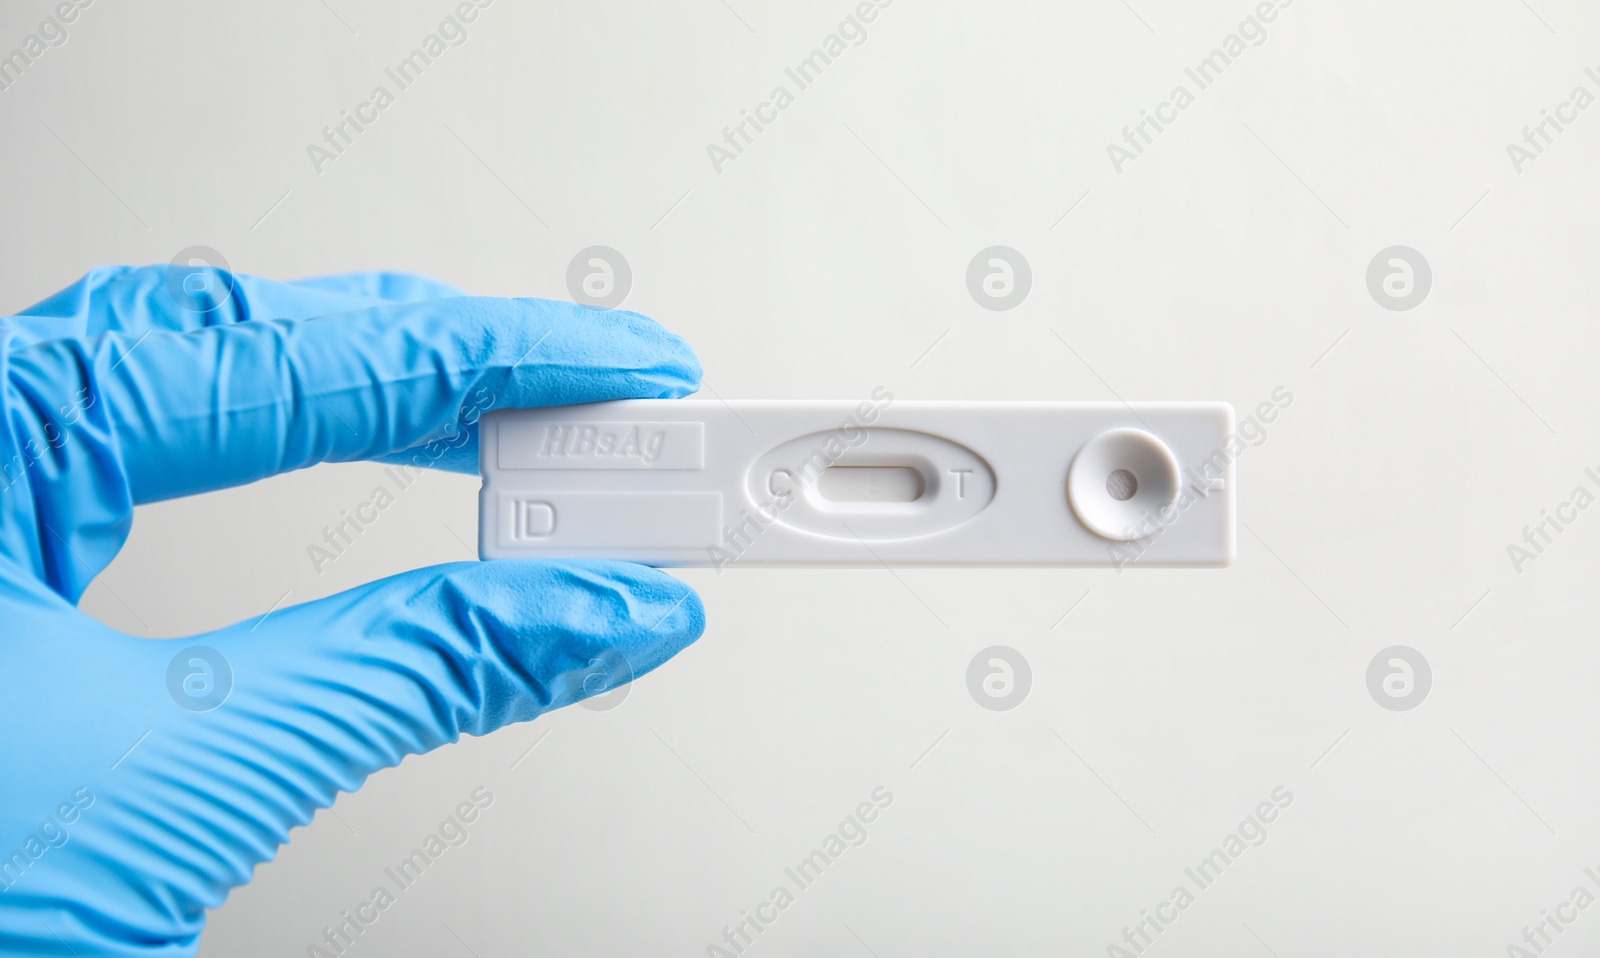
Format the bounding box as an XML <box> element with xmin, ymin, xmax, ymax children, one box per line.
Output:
<box><xmin>478</xmin><ymin>399</ymin><xmax>1236</xmax><ymax>568</ymax></box>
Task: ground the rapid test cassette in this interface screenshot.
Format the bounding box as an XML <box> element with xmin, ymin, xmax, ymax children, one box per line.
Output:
<box><xmin>478</xmin><ymin>398</ymin><xmax>1236</xmax><ymax>567</ymax></box>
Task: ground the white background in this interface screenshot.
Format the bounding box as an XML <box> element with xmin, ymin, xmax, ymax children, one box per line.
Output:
<box><xmin>3</xmin><ymin>0</ymin><xmax>1600</xmax><ymax>955</ymax></box>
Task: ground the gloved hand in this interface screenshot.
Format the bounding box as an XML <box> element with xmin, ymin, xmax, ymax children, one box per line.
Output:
<box><xmin>0</xmin><ymin>265</ymin><xmax>707</xmax><ymax>956</ymax></box>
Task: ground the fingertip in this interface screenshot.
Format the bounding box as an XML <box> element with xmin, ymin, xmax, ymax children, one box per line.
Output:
<box><xmin>621</xmin><ymin>562</ymin><xmax>706</xmax><ymax>643</ymax></box>
<box><xmin>439</xmin><ymin>560</ymin><xmax>702</xmax><ymax>715</ymax></box>
<box><xmin>661</xmin><ymin>330</ymin><xmax>704</xmax><ymax>396</ymax></box>
<box><xmin>577</xmin><ymin>302</ymin><xmax>705</xmax><ymax>394</ymax></box>
<box><xmin>499</xmin><ymin>298</ymin><xmax>704</xmax><ymax>401</ymax></box>
<box><xmin>537</xmin><ymin>561</ymin><xmax>704</xmax><ymax>712</ymax></box>
<box><xmin>536</xmin><ymin>560</ymin><xmax>706</xmax><ymax>677</ymax></box>
<box><xmin>557</xmin><ymin>559</ymin><xmax>704</xmax><ymax>639</ymax></box>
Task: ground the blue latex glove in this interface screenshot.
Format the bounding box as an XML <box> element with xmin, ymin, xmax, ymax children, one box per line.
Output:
<box><xmin>0</xmin><ymin>265</ymin><xmax>707</xmax><ymax>956</ymax></box>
